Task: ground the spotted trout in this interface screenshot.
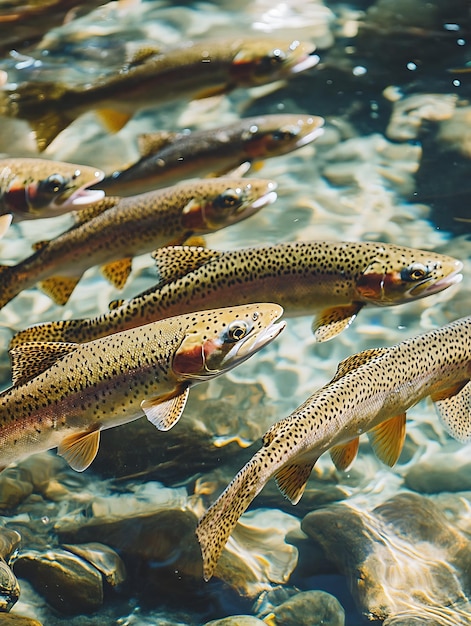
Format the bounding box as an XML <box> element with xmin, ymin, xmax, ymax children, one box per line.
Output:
<box><xmin>0</xmin><ymin>303</ymin><xmax>285</xmax><ymax>472</ymax></box>
<box><xmin>97</xmin><ymin>114</ymin><xmax>325</xmax><ymax>196</ymax></box>
<box><xmin>0</xmin><ymin>157</ymin><xmax>104</xmax><ymax>237</ymax></box>
<box><xmin>0</xmin><ymin>178</ymin><xmax>277</xmax><ymax>310</ymax></box>
<box><xmin>0</xmin><ymin>38</ymin><xmax>318</xmax><ymax>150</ymax></box>
<box><xmin>196</xmin><ymin>315</ymin><xmax>471</xmax><ymax>581</ymax></box>
<box><xmin>12</xmin><ymin>241</ymin><xmax>462</xmax><ymax>346</ymax></box>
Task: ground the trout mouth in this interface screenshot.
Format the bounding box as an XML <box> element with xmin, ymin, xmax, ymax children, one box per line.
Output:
<box><xmin>409</xmin><ymin>261</ymin><xmax>463</xmax><ymax>298</ymax></box>
<box><xmin>54</xmin><ymin>169</ymin><xmax>105</xmax><ymax>209</ymax></box>
<box><xmin>221</xmin><ymin>319</ymin><xmax>286</xmax><ymax>366</ymax></box>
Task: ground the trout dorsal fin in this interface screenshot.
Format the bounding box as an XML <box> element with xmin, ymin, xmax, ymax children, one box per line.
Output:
<box><xmin>431</xmin><ymin>380</ymin><xmax>471</xmax><ymax>443</ymax></box>
<box><xmin>331</xmin><ymin>347</ymin><xmax>389</xmax><ymax>383</ymax></box>
<box><xmin>73</xmin><ymin>196</ymin><xmax>120</xmax><ymax>225</ymax></box>
<box><xmin>10</xmin><ymin>341</ymin><xmax>79</xmax><ymax>386</ymax></box>
<box><xmin>151</xmin><ymin>245</ymin><xmax>223</xmax><ymax>287</ymax></box>
<box><xmin>123</xmin><ymin>42</ymin><xmax>161</xmax><ymax>68</ymax></box>
<box><xmin>137</xmin><ymin>131</ymin><xmax>180</xmax><ymax>158</ymax></box>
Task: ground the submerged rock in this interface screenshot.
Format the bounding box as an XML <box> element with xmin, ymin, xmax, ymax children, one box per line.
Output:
<box><xmin>0</xmin><ymin>615</ymin><xmax>43</xmax><ymax>625</ymax></box>
<box><xmin>61</xmin><ymin>543</ymin><xmax>126</xmax><ymax>587</ymax></box>
<box><xmin>301</xmin><ymin>493</ymin><xmax>471</xmax><ymax>623</ymax></box>
<box><xmin>264</xmin><ymin>589</ymin><xmax>345</xmax><ymax>626</ymax></box>
<box><xmin>0</xmin><ymin>528</ymin><xmax>21</xmax><ymax>612</ymax></box>
<box><xmin>204</xmin><ymin>618</ymin><xmax>266</xmax><ymax>626</ymax></box>
<box><xmin>13</xmin><ymin>549</ymin><xmax>104</xmax><ymax>615</ymax></box>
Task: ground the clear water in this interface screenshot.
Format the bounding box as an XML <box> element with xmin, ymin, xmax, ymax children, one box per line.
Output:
<box><xmin>0</xmin><ymin>1</ymin><xmax>470</xmax><ymax>625</ymax></box>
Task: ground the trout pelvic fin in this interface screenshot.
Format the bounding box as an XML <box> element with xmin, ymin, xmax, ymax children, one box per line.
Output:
<box><xmin>10</xmin><ymin>341</ymin><xmax>79</xmax><ymax>386</ymax></box>
<box><xmin>151</xmin><ymin>245</ymin><xmax>222</xmax><ymax>287</ymax></box>
<box><xmin>274</xmin><ymin>461</ymin><xmax>316</xmax><ymax>504</ymax></box>
<box><xmin>101</xmin><ymin>257</ymin><xmax>132</xmax><ymax>289</ymax></box>
<box><xmin>330</xmin><ymin>437</ymin><xmax>359</xmax><ymax>471</ymax></box>
<box><xmin>39</xmin><ymin>274</ymin><xmax>83</xmax><ymax>305</ymax></box>
<box><xmin>312</xmin><ymin>303</ymin><xmax>363</xmax><ymax>342</ymax></box>
<box><xmin>367</xmin><ymin>413</ymin><xmax>406</xmax><ymax>467</ymax></box>
<box><xmin>141</xmin><ymin>386</ymin><xmax>190</xmax><ymax>431</ymax></box>
<box><xmin>96</xmin><ymin>109</ymin><xmax>132</xmax><ymax>134</ymax></box>
<box><xmin>431</xmin><ymin>380</ymin><xmax>471</xmax><ymax>443</ymax></box>
<box><xmin>57</xmin><ymin>428</ymin><xmax>101</xmax><ymax>472</ymax></box>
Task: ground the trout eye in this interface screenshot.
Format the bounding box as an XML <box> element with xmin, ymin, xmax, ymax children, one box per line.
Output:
<box><xmin>256</xmin><ymin>49</ymin><xmax>287</xmax><ymax>75</ymax></box>
<box><xmin>225</xmin><ymin>320</ymin><xmax>250</xmax><ymax>342</ymax></box>
<box><xmin>214</xmin><ymin>188</ymin><xmax>243</xmax><ymax>211</ymax></box>
<box><xmin>39</xmin><ymin>174</ymin><xmax>68</xmax><ymax>195</ymax></box>
<box><xmin>400</xmin><ymin>263</ymin><xmax>430</xmax><ymax>282</ymax></box>
<box><xmin>271</xmin><ymin>127</ymin><xmax>298</xmax><ymax>143</ymax></box>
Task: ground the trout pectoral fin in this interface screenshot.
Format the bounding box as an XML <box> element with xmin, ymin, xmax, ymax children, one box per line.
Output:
<box><xmin>432</xmin><ymin>380</ymin><xmax>471</xmax><ymax>443</ymax></box>
<box><xmin>101</xmin><ymin>257</ymin><xmax>132</xmax><ymax>289</ymax></box>
<box><xmin>0</xmin><ymin>214</ymin><xmax>12</xmax><ymax>238</ymax></box>
<box><xmin>274</xmin><ymin>461</ymin><xmax>316</xmax><ymax>504</ymax></box>
<box><xmin>57</xmin><ymin>428</ymin><xmax>101</xmax><ymax>472</ymax></box>
<box><xmin>96</xmin><ymin>109</ymin><xmax>132</xmax><ymax>134</ymax></box>
<box><xmin>39</xmin><ymin>275</ymin><xmax>83</xmax><ymax>305</ymax></box>
<box><xmin>10</xmin><ymin>340</ymin><xmax>78</xmax><ymax>386</ymax></box>
<box><xmin>330</xmin><ymin>437</ymin><xmax>359</xmax><ymax>471</ymax></box>
<box><xmin>73</xmin><ymin>196</ymin><xmax>120</xmax><ymax>225</ymax></box>
<box><xmin>312</xmin><ymin>303</ymin><xmax>363</xmax><ymax>342</ymax></box>
<box><xmin>141</xmin><ymin>386</ymin><xmax>190</xmax><ymax>431</ymax></box>
<box><xmin>367</xmin><ymin>413</ymin><xmax>406</xmax><ymax>467</ymax></box>
<box><xmin>151</xmin><ymin>245</ymin><xmax>222</xmax><ymax>286</ymax></box>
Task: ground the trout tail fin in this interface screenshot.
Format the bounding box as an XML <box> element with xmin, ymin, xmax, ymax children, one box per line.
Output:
<box><xmin>196</xmin><ymin>451</ymin><xmax>270</xmax><ymax>582</ymax></box>
<box><xmin>0</xmin><ymin>264</ymin><xmax>21</xmax><ymax>310</ymax></box>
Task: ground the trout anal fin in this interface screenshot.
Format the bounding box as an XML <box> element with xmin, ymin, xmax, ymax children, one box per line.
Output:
<box><xmin>141</xmin><ymin>386</ymin><xmax>190</xmax><ymax>431</ymax></box>
<box><xmin>330</xmin><ymin>437</ymin><xmax>359</xmax><ymax>471</ymax></box>
<box><xmin>39</xmin><ymin>274</ymin><xmax>83</xmax><ymax>305</ymax></box>
<box><xmin>57</xmin><ymin>428</ymin><xmax>101</xmax><ymax>472</ymax></box>
<box><xmin>432</xmin><ymin>381</ymin><xmax>471</xmax><ymax>443</ymax></box>
<box><xmin>274</xmin><ymin>461</ymin><xmax>316</xmax><ymax>504</ymax></box>
<box><xmin>101</xmin><ymin>257</ymin><xmax>132</xmax><ymax>289</ymax></box>
<box><xmin>367</xmin><ymin>413</ymin><xmax>406</xmax><ymax>467</ymax></box>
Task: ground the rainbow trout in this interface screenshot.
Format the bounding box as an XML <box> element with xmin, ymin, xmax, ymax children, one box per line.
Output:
<box><xmin>0</xmin><ymin>178</ymin><xmax>276</xmax><ymax>310</ymax></box>
<box><xmin>0</xmin><ymin>157</ymin><xmax>104</xmax><ymax>237</ymax></box>
<box><xmin>98</xmin><ymin>114</ymin><xmax>324</xmax><ymax>196</ymax></box>
<box><xmin>0</xmin><ymin>303</ymin><xmax>285</xmax><ymax>472</ymax></box>
<box><xmin>196</xmin><ymin>315</ymin><xmax>471</xmax><ymax>581</ymax></box>
<box><xmin>12</xmin><ymin>241</ymin><xmax>462</xmax><ymax>346</ymax></box>
<box><xmin>0</xmin><ymin>38</ymin><xmax>318</xmax><ymax>150</ymax></box>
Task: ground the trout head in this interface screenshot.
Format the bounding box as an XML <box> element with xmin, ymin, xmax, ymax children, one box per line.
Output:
<box><xmin>181</xmin><ymin>177</ymin><xmax>277</xmax><ymax>231</ymax></box>
<box><xmin>241</xmin><ymin>114</ymin><xmax>325</xmax><ymax>159</ymax></box>
<box><xmin>172</xmin><ymin>303</ymin><xmax>285</xmax><ymax>381</ymax></box>
<box><xmin>228</xmin><ymin>39</ymin><xmax>319</xmax><ymax>87</ymax></box>
<box><xmin>355</xmin><ymin>245</ymin><xmax>463</xmax><ymax>305</ymax></box>
<box><xmin>1</xmin><ymin>159</ymin><xmax>105</xmax><ymax>220</ymax></box>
